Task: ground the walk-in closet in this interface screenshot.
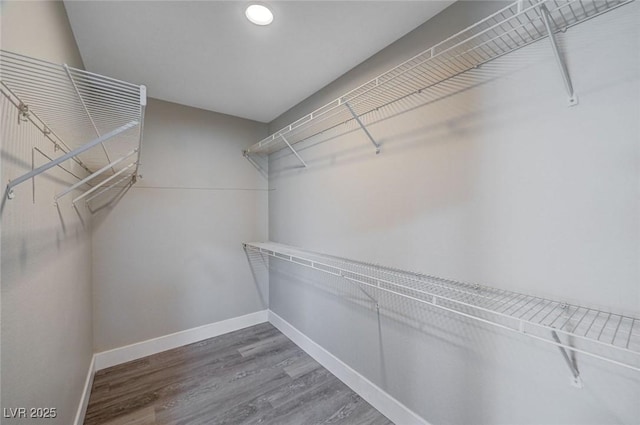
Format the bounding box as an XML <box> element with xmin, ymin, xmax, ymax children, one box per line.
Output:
<box><xmin>1</xmin><ymin>1</ymin><xmax>639</xmax><ymax>424</ymax></box>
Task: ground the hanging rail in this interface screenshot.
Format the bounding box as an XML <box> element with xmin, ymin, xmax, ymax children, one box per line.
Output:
<box><xmin>1</xmin><ymin>50</ymin><xmax>146</xmax><ymax>201</ymax></box>
<box><xmin>244</xmin><ymin>242</ymin><xmax>640</xmax><ymax>378</ymax></box>
<box><xmin>85</xmin><ymin>174</ymin><xmax>135</xmax><ymax>207</ymax></box>
<box><xmin>243</xmin><ymin>0</ymin><xmax>632</xmax><ymax>160</ymax></box>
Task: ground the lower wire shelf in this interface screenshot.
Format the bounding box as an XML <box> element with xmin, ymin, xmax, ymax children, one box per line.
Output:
<box><xmin>244</xmin><ymin>242</ymin><xmax>640</xmax><ymax>375</ymax></box>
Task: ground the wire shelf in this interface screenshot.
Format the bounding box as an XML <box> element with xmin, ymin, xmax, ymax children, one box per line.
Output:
<box><xmin>244</xmin><ymin>242</ymin><xmax>640</xmax><ymax>373</ymax></box>
<box><xmin>1</xmin><ymin>50</ymin><xmax>146</xmax><ymax>203</ymax></box>
<box><xmin>244</xmin><ymin>0</ymin><xmax>632</xmax><ymax>157</ymax></box>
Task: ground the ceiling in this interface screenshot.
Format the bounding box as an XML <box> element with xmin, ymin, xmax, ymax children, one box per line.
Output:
<box><xmin>64</xmin><ymin>1</ymin><xmax>453</xmax><ymax>123</ymax></box>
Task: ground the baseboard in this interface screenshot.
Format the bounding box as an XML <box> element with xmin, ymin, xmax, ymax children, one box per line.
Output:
<box><xmin>94</xmin><ymin>310</ymin><xmax>268</xmax><ymax>371</ymax></box>
<box><xmin>74</xmin><ymin>354</ymin><xmax>95</xmax><ymax>425</ymax></box>
<box><xmin>268</xmin><ymin>310</ymin><xmax>430</xmax><ymax>425</ymax></box>
<box><xmin>80</xmin><ymin>309</ymin><xmax>425</xmax><ymax>424</ymax></box>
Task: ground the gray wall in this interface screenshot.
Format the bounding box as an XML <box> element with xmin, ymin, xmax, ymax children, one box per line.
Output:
<box><xmin>91</xmin><ymin>98</ymin><xmax>269</xmax><ymax>351</ymax></box>
<box><xmin>1</xmin><ymin>2</ymin><xmax>92</xmax><ymax>424</ymax></box>
<box><xmin>267</xmin><ymin>2</ymin><xmax>640</xmax><ymax>424</ymax></box>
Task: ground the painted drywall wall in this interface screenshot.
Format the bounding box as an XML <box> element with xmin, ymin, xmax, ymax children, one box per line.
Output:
<box><xmin>0</xmin><ymin>1</ymin><xmax>84</xmax><ymax>68</ymax></box>
<box><xmin>267</xmin><ymin>1</ymin><xmax>640</xmax><ymax>424</ymax></box>
<box><xmin>91</xmin><ymin>98</ymin><xmax>269</xmax><ymax>352</ymax></box>
<box><xmin>1</xmin><ymin>2</ymin><xmax>92</xmax><ymax>424</ymax></box>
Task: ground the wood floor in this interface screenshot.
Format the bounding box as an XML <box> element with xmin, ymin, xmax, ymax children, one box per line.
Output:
<box><xmin>84</xmin><ymin>323</ymin><xmax>392</xmax><ymax>425</ymax></box>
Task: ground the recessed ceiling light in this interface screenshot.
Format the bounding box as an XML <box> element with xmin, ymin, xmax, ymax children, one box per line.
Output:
<box><xmin>245</xmin><ymin>4</ymin><xmax>273</xmax><ymax>26</ymax></box>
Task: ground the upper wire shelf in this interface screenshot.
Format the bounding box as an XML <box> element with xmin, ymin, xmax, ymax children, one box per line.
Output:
<box><xmin>1</xmin><ymin>50</ymin><xmax>146</xmax><ymax>205</ymax></box>
<box><xmin>244</xmin><ymin>0</ymin><xmax>632</xmax><ymax>158</ymax></box>
<box><xmin>245</xmin><ymin>242</ymin><xmax>640</xmax><ymax>376</ymax></box>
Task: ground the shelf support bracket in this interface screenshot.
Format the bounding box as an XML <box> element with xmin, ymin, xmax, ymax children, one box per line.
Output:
<box><xmin>281</xmin><ymin>134</ymin><xmax>307</xmax><ymax>168</ymax></box>
<box><xmin>551</xmin><ymin>330</ymin><xmax>583</xmax><ymax>388</ymax></box>
<box><xmin>54</xmin><ymin>148</ymin><xmax>138</xmax><ymax>204</ymax></box>
<box><xmin>342</xmin><ymin>275</ymin><xmax>380</xmax><ymax>311</ymax></box>
<box><xmin>64</xmin><ymin>64</ymin><xmax>116</xmax><ymax>170</ymax></box>
<box><xmin>85</xmin><ymin>173</ymin><xmax>135</xmax><ymax>206</ymax></box>
<box><xmin>539</xmin><ymin>5</ymin><xmax>578</xmax><ymax>107</ymax></box>
<box><xmin>5</xmin><ymin>121</ymin><xmax>138</xmax><ymax>200</ymax></box>
<box><xmin>72</xmin><ymin>162</ymin><xmax>136</xmax><ymax>206</ymax></box>
<box><xmin>345</xmin><ymin>102</ymin><xmax>381</xmax><ymax>154</ymax></box>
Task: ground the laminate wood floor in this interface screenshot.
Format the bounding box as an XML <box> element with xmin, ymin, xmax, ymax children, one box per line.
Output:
<box><xmin>84</xmin><ymin>322</ymin><xmax>393</xmax><ymax>425</ymax></box>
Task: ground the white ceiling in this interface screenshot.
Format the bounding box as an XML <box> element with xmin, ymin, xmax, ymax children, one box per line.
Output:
<box><xmin>64</xmin><ymin>1</ymin><xmax>453</xmax><ymax>123</ymax></box>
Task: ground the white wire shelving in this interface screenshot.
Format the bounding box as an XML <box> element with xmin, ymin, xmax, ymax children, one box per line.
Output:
<box><xmin>243</xmin><ymin>0</ymin><xmax>633</xmax><ymax>164</ymax></box>
<box><xmin>1</xmin><ymin>50</ymin><xmax>146</xmax><ymax>207</ymax></box>
<box><xmin>244</xmin><ymin>242</ymin><xmax>640</xmax><ymax>382</ymax></box>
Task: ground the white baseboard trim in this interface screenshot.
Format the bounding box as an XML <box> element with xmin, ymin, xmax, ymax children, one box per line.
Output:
<box><xmin>268</xmin><ymin>310</ymin><xmax>430</xmax><ymax>425</ymax></box>
<box><xmin>74</xmin><ymin>354</ymin><xmax>95</xmax><ymax>425</ymax></box>
<box><xmin>94</xmin><ymin>310</ymin><xmax>268</xmax><ymax>371</ymax></box>
<box><xmin>78</xmin><ymin>310</ymin><xmax>425</xmax><ymax>424</ymax></box>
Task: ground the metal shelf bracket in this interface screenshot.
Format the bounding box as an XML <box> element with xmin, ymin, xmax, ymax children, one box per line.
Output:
<box><xmin>540</xmin><ymin>5</ymin><xmax>579</xmax><ymax>107</ymax></box>
<box><xmin>345</xmin><ymin>101</ymin><xmax>381</xmax><ymax>154</ymax></box>
<box><xmin>72</xmin><ymin>162</ymin><xmax>136</xmax><ymax>206</ymax></box>
<box><xmin>281</xmin><ymin>134</ymin><xmax>307</xmax><ymax>168</ymax></box>
<box><xmin>5</xmin><ymin>120</ymin><xmax>139</xmax><ymax>200</ymax></box>
<box><xmin>53</xmin><ymin>148</ymin><xmax>138</xmax><ymax>204</ymax></box>
<box><xmin>18</xmin><ymin>102</ymin><xmax>29</xmax><ymax>124</ymax></box>
<box><xmin>551</xmin><ymin>330</ymin><xmax>583</xmax><ymax>388</ymax></box>
<box><xmin>341</xmin><ymin>272</ymin><xmax>380</xmax><ymax>310</ymax></box>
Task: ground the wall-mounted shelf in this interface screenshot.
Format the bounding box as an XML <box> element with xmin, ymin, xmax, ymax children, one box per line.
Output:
<box><xmin>243</xmin><ymin>0</ymin><xmax>632</xmax><ymax>164</ymax></box>
<box><xmin>1</xmin><ymin>50</ymin><xmax>146</xmax><ymax>207</ymax></box>
<box><xmin>244</xmin><ymin>242</ymin><xmax>640</xmax><ymax>381</ymax></box>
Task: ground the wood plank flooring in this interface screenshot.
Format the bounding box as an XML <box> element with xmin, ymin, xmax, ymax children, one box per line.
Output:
<box><xmin>84</xmin><ymin>323</ymin><xmax>393</xmax><ymax>425</ymax></box>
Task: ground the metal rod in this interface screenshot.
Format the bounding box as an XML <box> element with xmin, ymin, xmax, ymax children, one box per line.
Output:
<box><xmin>54</xmin><ymin>149</ymin><xmax>137</xmax><ymax>202</ymax></box>
<box><xmin>72</xmin><ymin>163</ymin><xmax>135</xmax><ymax>204</ymax></box>
<box><xmin>611</xmin><ymin>315</ymin><xmax>623</xmax><ymax>344</ymax></box>
<box><xmin>343</xmin><ymin>275</ymin><xmax>379</xmax><ymax>305</ymax></box>
<box><xmin>63</xmin><ymin>71</ymin><xmax>141</xmax><ymax>94</ymax></box>
<box><xmin>135</xmin><ymin>88</ymin><xmax>147</xmax><ymax>177</ymax></box>
<box><xmin>63</xmin><ymin>64</ymin><xmax>115</xmax><ymax>170</ymax></box>
<box><xmin>551</xmin><ymin>330</ymin><xmax>580</xmax><ymax>380</ymax></box>
<box><xmin>0</xmin><ymin>85</ymin><xmax>139</xmax><ymax>117</ymax></box>
<box><xmin>548</xmin><ymin>304</ymin><xmax>570</xmax><ymax>326</ymax></box>
<box><xmin>1</xmin><ymin>64</ymin><xmax>140</xmax><ymax>100</ymax></box>
<box><xmin>280</xmin><ymin>134</ymin><xmax>307</xmax><ymax>168</ymax></box>
<box><xmin>558</xmin><ymin>305</ymin><xmax>582</xmax><ymax>330</ymax></box>
<box><xmin>345</xmin><ymin>102</ymin><xmax>380</xmax><ymax>154</ymax></box>
<box><xmin>85</xmin><ymin>174</ymin><xmax>134</xmax><ymax>204</ymax></box>
<box><xmin>511</xmin><ymin>297</ymin><xmax>538</xmax><ymax>316</ymax></box>
<box><xmin>539</xmin><ymin>4</ymin><xmax>578</xmax><ymax>106</ymax></box>
<box><xmin>33</xmin><ymin>147</ymin><xmax>89</xmax><ymax>186</ymax></box>
<box><xmin>31</xmin><ymin>147</ymin><xmax>36</xmax><ymax>204</ymax></box>
<box><xmin>1</xmin><ymin>50</ymin><xmax>139</xmax><ymax>90</ymax></box>
<box><xmin>584</xmin><ymin>311</ymin><xmax>601</xmax><ymax>336</ymax></box>
<box><xmin>65</xmin><ymin>65</ymin><xmax>141</xmax><ymax>89</ymax></box>
<box><xmin>6</xmin><ymin>120</ymin><xmax>138</xmax><ymax>198</ymax></box>
<box><xmin>597</xmin><ymin>312</ymin><xmax>613</xmax><ymax>341</ymax></box>
<box><xmin>7</xmin><ymin>85</ymin><xmax>141</xmax><ymax>112</ymax></box>
<box><xmin>568</xmin><ymin>307</ymin><xmax>589</xmax><ymax>331</ymax></box>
